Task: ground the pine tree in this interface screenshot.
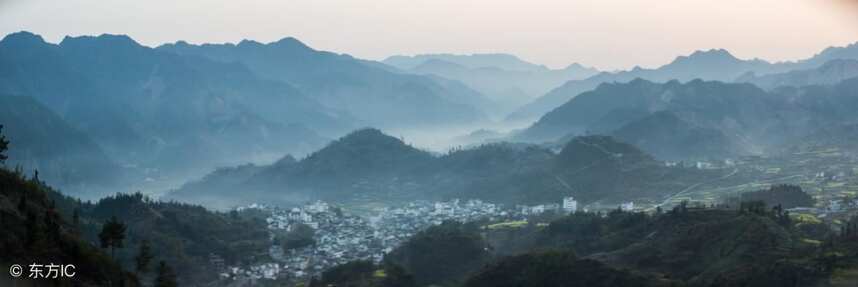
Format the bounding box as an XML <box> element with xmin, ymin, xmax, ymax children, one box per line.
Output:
<box><xmin>72</xmin><ymin>208</ymin><xmax>81</xmax><ymax>231</ymax></box>
<box><xmin>154</xmin><ymin>261</ymin><xmax>178</xmax><ymax>287</ymax></box>
<box><xmin>99</xmin><ymin>216</ymin><xmax>127</xmax><ymax>260</ymax></box>
<box><xmin>0</xmin><ymin>124</ymin><xmax>9</xmax><ymax>164</ymax></box>
<box><xmin>135</xmin><ymin>240</ymin><xmax>154</xmax><ymax>274</ymax></box>
<box><xmin>44</xmin><ymin>208</ymin><xmax>61</xmax><ymax>243</ymax></box>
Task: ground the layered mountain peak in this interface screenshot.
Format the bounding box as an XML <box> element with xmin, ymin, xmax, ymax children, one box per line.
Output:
<box><xmin>293</xmin><ymin>128</ymin><xmax>434</xmax><ymax>179</ymax></box>
<box><xmin>813</xmin><ymin>41</ymin><xmax>858</xmax><ymax>62</ymax></box>
<box><xmin>671</xmin><ymin>48</ymin><xmax>741</xmax><ymax>65</ymax></box>
<box><xmin>231</xmin><ymin>37</ymin><xmax>315</xmax><ymax>54</ymax></box>
<box><xmin>818</xmin><ymin>58</ymin><xmax>858</xmax><ymax>71</ymax></box>
<box><xmin>563</xmin><ymin>62</ymin><xmax>596</xmax><ymax>72</ymax></box>
<box><xmin>383</xmin><ymin>53</ymin><xmax>547</xmax><ymax>72</ymax></box>
<box><xmin>59</xmin><ymin>33</ymin><xmax>143</xmax><ymax>50</ymax></box>
<box><xmin>271</xmin><ymin>36</ymin><xmax>312</xmax><ymax>50</ymax></box>
<box><xmin>557</xmin><ymin>135</ymin><xmax>653</xmax><ymax>167</ymax></box>
<box><xmin>314</xmin><ymin>128</ymin><xmax>431</xmax><ymax>162</ymax></box>
<box><xmin>414</xmin><ymin>58</ymin><xmax>468</xmax><ymax>70</ymax></box>
<box><xmin>333</xmin><ymin>128</ymin><xmax>405</xmax><ymax>147</ymax></box>
<box><xmin>0</xmin><ymin>31</ymin><xmax>47</xmax><ymax>48</ymax></box>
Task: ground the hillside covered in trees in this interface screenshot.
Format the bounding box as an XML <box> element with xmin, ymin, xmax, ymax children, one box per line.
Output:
<box><xmin>0</xmin><ymin>127</ymin><xmax>271</xmax><ymax>286</ymax></box>
<box><xmin>168</xmin><ymin>129</ymin><xmax>720</xmax><ymax>209</ymax></box>
<box><xmin>318</xmin><ymin>199</ymin><xmax>858</xmax><ymax>287</ymax></box>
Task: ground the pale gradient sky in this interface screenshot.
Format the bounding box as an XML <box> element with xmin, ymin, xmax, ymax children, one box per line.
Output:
<box><xmin>1</xmin><ymin>0</ymin><xmax>856</xmax><ymax>70</ymax></box>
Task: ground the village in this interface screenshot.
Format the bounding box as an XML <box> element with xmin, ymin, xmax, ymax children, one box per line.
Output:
<box><xmin>213</xmin><ymin>147</ymin><xmax>858</xmax><ymax>285</ymax></box>
<box><xmin>217</xmin><ymin>196</ymin><xmax>584</xmax><ymax>283</ymax></box>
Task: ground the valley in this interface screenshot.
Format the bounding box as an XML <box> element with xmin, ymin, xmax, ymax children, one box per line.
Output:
<box><xmin>2</xmin><ymin>10</ymin><xmax>858</xmax><ymax>285</ymax></box>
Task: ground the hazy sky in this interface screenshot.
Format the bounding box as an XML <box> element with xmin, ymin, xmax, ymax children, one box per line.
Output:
<box><xmin>1</xmin><ymin>0</ymin><xmax>856</xmax><ymax>70</ymax></box>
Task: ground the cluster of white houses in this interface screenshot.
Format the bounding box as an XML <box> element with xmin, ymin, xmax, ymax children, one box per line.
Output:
<box><xmin>219</xmin><ymin>196</ymin><xmax>636</xmax><ymax>282</ymax></box>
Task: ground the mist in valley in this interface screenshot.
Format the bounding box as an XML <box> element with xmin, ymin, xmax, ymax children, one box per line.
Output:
<box><xmin>4</xmin><ymin>1</ymin><xmax>858</xmax><ymax>286</ymax></box>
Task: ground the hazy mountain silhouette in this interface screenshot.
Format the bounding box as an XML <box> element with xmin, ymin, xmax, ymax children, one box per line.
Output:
<box><xmin>736</xmin><ymin>59</ymin><xmax>858</xmax><ymax>90</ymax></box>
<box><xmin>0</xmin><ymin>31</ymin><xmax>340</xmax><ymax>195</ymax></box>
<box><xmin>167</xmin><ymin>129</ymin><xmax>716</xmax><ymax>209</ymax></box>
<box><xmin>0</xmin><ymin>95</ymin><xmax>122</xmax><ymax>196</ymax></box>
<box><xmin>510</xmin><ymin>44</ymin><xmax>858</xmax><ymax>121</ymax></box>
<box><xmin>610</xmin><ymin>111</ymin><xmax>747</xmax><ymax>160</ymax></box>
<box><xmin>518</xmin><ymin>77</ymin><xmax>858</xmax><ymax>160</ymax></box>
<box><xmin>383</xmin><ymin>54</ymin><xmax>598</xmax><ymax>117</ymax></box>
<box><xmin>516</xmin><ymin>79</ymin><xmax>809</xmax><ymax>154</ymax></box>
<box><xmin>384</xmin><ymin>53</ymin><xmax>550</xmax><ymax>72</ymax></box>
<box><xmin>158</xmin><ymin>39</ymin><xmax>490</xmax><ymax>127</ymax></box>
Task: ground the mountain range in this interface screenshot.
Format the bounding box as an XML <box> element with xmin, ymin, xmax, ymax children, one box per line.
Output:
<box><xmin>167</xmin><ymin>128</ymin><xmax>719</xmax><ymax>209</ymax></box>
<box><xmin>0</xmin><ymin>31</ymin><xmax>500</xmax><ymax>196</ymax></box>
<box><xmin>517</xmin><ymin>77</ymin><xmax>858</xmax><ymax>160</ymax></box>
<box><xmin>509</xmin><ymin>44</ymin><xmax>858</xmax><ymax>122</ymax></box>
<box><xmin>0</xmin><ymin>95</ymin><xmax>121</xmax><ymax>197</ymax></box>
<box><xmin>736</xmin><ymin>59</ymin><xmax>858</xmax><ymax>90</ymax></box>
<box><xmin>383</xmin><ymin>54</ymin><xmax>599</xmax><ymax>117</ymax></box>
<box><xmin>158</xmin><ymin>39</ymin><xmax>492</xmax><ymax>126</ymax></box>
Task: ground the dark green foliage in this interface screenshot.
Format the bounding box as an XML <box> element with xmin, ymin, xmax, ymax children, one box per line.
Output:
<box><xmin>312</xmin><ymin>260</ymin><xmax>416</xmax><ymax>287</ymax></box>
<box><xmin>464</xmin><ymin>207</ymin><xmax>837</xmax><ymax>286</ymax></box>
<box><xmin>1</xmin><ymin>170</ymin><xmax>268</xmax><ymax>285</ymax></box>
<box><xmin>318</xmin><ymin>260</ymin><xmax>375</xmax><ymax>286</ymax></box>
<box><xmin>296</xmin><ymin>128</ymin><xmax>435</xmax><ymax>180</ymax></box>
<box><xmin>100</xmin><ymin>215</ymin><xmax>127</xmax><ymax>259</ymax></box>
<box><xmin>135</xmin><ymin>240</ymin><xmax>154</xmax><ymax>274</ymax></box>
<box><xmin>731</xmin><ymin>184</ymin><xmax>815</xmax><ymax>209</ymax></box>
<box><xmin>154</xmin><ymin>261</ymin><xmax>178</xmax><ymax>287</ymax></box>
<box><xmin>275</xmin><ymin>222</ymin><xmax>315</xmax><ymax>250</ymax></box>
<box><xmin>552</xmin><ymin>135</ymin><xmax>688</xmax><ymax>203</ymax></box>
<box><xmin>464</xmin><ymin>250</ymin><xmax>672</xmax><ymax>287</ymax></box>
<box><xmin>581</xmin><ymin>208</ymin><xmax>826</xmax><ymax>286</ymax></box>
<box><xmin>76</xmin><ymin>192</ymin><xmax>270</xmax><ymax>284</ymax></box>
<box><xmin>0</xmin><ymin>168</ymin><xmax>138</xmax><ymax>286</ymax></box>
<box><xmin>739</xmin><ymin>200</ymin><xmax>769</xmax><ymax>215</ymax></box>
<box><xmin>544</xmin><ymin>209</ymin><xmax>653</xmax><ymax>254</ymax></box>
<box><xmin>378</xmin><ymin>262</ymin><xmax>417</xmax><ymax>287</ymax></box>
<box><xmin>385</xmin><ymin>221</ymin><xmax>491</xmax><ymax>286</ymax></box>
<box><xmin>173</xmin><ymin>131</ymin><xmax>718</xmax><ymax>208</ymax></box>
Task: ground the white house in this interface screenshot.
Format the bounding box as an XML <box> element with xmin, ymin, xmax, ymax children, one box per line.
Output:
<box><xmin>562</xmin><ymin>197</ymin><xmax>578</xmax><ymax>213</ymax></box>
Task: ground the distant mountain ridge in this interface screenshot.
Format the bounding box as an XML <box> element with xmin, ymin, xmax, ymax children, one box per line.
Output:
<box><xmin>0</xmin><ymin>31</ymin><xmax>345</xmax><ymax>195</ymax></box>
<box><xmin>736</xmin><ymin>59</ymin><xmax>858</xmax><ymax>90</ymax></box>
<box><xmin>518</xmin><ymin>77</ymin><xmax>858</xmax><ymax>160</ymax></box>
<box><xmin>158</xmin><ymin>39</ymin><xmax>492</xmax><ymax>127</ymax></box>
<box><xmin>0</xmin><ymin>31</ymin><xmax>498</xmax><ymax>196</ymax></box>
<box><xmin>610</xmin><ymin>111</ymin><xmax>747</xmax><ymax>160</ymax></box>
<box><xmin>509</xmin><ymin>44</ymin><xmax>858</xmax><ymax>121</ymax></box>
<box><xmin>382</xmin><ymin>53</ymin><xmax>599</xmax><ymax>117</ymax></box>
<box><xmin>0</xmin><ymin>95</ymin><xmax>122</xmax><ymax>196</ymax></box>
<box><xmin>384</xmin><ymin>53</ymin><xmax>552</xmax><ymax>72</ymax></box>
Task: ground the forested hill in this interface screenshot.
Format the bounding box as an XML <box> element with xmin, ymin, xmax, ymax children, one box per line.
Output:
<box><xmin>1</xmin><ymin>165</ymin><xmax>271</xmax><ymax>286</ymax></box>
<box><xmin>167</xmin><ymin>129</ymin><xmax>720</xmax><ymax>209</ymax></box>
<box><xmin>0</xmin><ymin>167</ymin><xmax>135</xmax><ymax>286</ymax></box>
<box><xmin>0</xmin><ymin>124</ymin><xmax>272</xmax><ymax>286</ymax></box>
<box><xmin>517</xmin><ymin>77</ymin><xmax>858</xmax><ymax>161</ymax></box>
<box><xmin>314</xmin><ymin>195</ymin><xmax>858</xmax><ymax>287</ymax></box>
